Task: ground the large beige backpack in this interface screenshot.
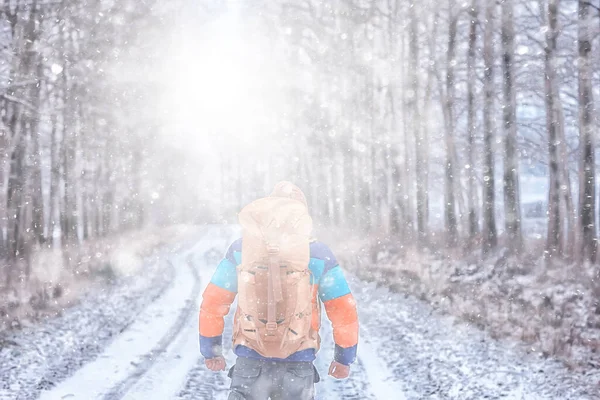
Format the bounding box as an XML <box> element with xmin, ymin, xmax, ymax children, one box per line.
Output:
<box><xmin>232</xmin><ymin>196</ymin><xmax>319</xmax><ymax>359</ymax></box>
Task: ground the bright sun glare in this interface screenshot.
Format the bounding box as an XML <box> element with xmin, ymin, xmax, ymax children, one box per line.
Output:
<box><xmin>160</xmin><ymin>9</ymin><xmax>280</xmax><ymax>158</ymax></box>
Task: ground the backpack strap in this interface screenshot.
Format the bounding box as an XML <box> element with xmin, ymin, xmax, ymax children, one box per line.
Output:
<box><xmin>266</xmin><ymin>243</ymin><xmax>283</xmax><ymax>334</ymax></box>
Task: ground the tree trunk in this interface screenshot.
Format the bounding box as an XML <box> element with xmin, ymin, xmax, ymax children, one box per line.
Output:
<box><xmin>466</xmin><ymin>0</ymin><xmax>479</xmax><ymax>241</ymax></box>
<box><xmin>482</xmin><ymin>0</ymin><xmax>498</xmax><ymax>254</ymax></box>
<box><xmin>31</xmin><ymin>60</ymin><xmax>45</xmax><ymax>245</ymax></box>
<box><xmin>419</xmin><ymin>9</ymin><xmax>438</xmax><ymax>246</ymax></box>
<box><xmin>444</xmin><ymin>3</ymin><xmax>459</xmax><ymax>247</ymax></box>
<box><xmin>366</xmin><ymin>64</ymin><xmax>378</xmax><ymax>231</ymax></box>
<box><xmin>544</xmin><ymin>0</ymin><xmax>562</xmax><ymax>256</ymax></box>
<box><xmin>410</xmin><ymin>0</ymin><xmax>428</xmax><ymax>247</ymax></box>
<box><xmin>7</xmin><ymin>3</ymin><xmax>39</xmax><ymax>266</ymax></box>
<box><xmin>61</xmin><ymin>26</ymin><xmax>79</xmax><ymax>244</ymax></box>
<box><xmin>387</xmin><ymin>89</ymin><xmax>401</xmax><ymax>234</ymax></box>
<box><xmin>501</xmin><ymin>0</ymin><xmax>523</xmax><ymax>254</ymax></box>
<box><xmin>7</xmin><ymin>135</ymin><xmax>26</xmax><ymax>259</ymax></box>
<box><xmin>577</xmin><ymin>0</ymin><xmax>596</xmax><ymax>263</ymax></box>
<box><xmin>555</xmin><ymin>97</ymin><xmax>575</xmax><ymax>258</ymax></box>
<box><xmin>342</xmin><ymin>131</ymin><xmax>355</xmax><ymax>226</ymax></box>
<box><xmin>49</xmin><ymin>89</ymin><xmax>61</xmax><ymax>246</ymax></box>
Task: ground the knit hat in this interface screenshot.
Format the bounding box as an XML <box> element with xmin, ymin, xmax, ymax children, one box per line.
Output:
<box><xmin>270</xmin><ymin>181</ymin><xmax>308</xmax><ymax>208</ymax></box>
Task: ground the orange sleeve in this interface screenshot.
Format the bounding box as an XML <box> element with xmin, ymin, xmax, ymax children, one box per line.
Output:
<box><xmin>323</xmin><ymin>293</ymin><xmax>359</xmax><ymax>348</ymax></box>
<box><xmin>199</xmin><ymin>282</ymin><xmax>237</xmax><ymax>337</ymax></box>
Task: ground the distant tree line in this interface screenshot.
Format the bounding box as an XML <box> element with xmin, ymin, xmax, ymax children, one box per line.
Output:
<box><xmin>2</xmin><ymin>0</ymin><xmax>599</xmax><ymax>291</ymax></box>
<box><xmin>0</xmin><ymin>0</ymin><xmax>173</xmax><ymax>286</ymax></box>
<box><xmin>220</xmin><ymin>0</ymin><xmax>600</xmax><ymax>264</ymax></box>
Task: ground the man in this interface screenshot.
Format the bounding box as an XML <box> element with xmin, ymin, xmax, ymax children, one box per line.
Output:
<box><xmin>199</xmin><ymin>182</ymin><xmax>359</xmax><ymax>400</ymax></box>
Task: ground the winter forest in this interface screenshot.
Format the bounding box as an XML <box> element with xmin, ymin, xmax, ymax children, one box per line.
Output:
<box><xmin>1</xmin><ymin>0</ymin><xmax>600</xmax><ymax>399</ymax></box>
<box><xmin>1</xmin><ymin>0</ymin><xmax>599</xmax><ymax>282</ymax></box>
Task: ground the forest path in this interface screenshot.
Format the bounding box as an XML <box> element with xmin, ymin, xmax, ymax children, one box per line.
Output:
<box><xmin>34</xmin><ymin>227</ymin><xmax>234</xmax><ymax>400</ymax></box>
<box><xmin>10</xmin><ymin>226</ymin><xmax>596</xmax><ymax>400</ymax></box>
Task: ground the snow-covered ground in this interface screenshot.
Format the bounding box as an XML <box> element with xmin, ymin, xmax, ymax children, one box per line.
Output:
<box><xmin>1</xmin><ymin>226</ymin><xmax>597</xmax><ymax>400</ymax></box>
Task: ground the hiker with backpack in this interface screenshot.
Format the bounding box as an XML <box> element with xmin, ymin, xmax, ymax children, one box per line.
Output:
<box><xmin>199</xmin><ymin>182</ymin><xmax>359</xmax><ymax>399</ymax></box>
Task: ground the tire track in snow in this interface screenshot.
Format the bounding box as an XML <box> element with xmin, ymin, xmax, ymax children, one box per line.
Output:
<box><xmin>0</xmin><ymin>239</ymin><xmax>198</xmax><ymax>400</ymax></box>
<box><xmin>314</xmin><ymin>297</ymin><xmax>408</xmax><ymax>399</ymax></box>
<box><xmin>357</xmin><ymin>325</ymin><xmax>408</xmax><ymax>400</ymax></box>
<box><xmin>315</xmin><ymin>321</ymin><xmax>374</xmax><ymax>400</ymax></box>
<box><xmin>102</xmin><ymin>256</ymin><xmax>201</xmax><ymax>400</ymax></box>
<box><xmin>52</xmin><ymin>226</ymin><xmax>591</xmax><ymax>400</ymax></box>
<box><xmin>176</xmin><ymin>230</ymin><xmax>240</xmax><ymax>400</ymax></box>
<box><xmin>37</xmin><ymin>230</ymin><xmax>215</xmax><ymax>400</ymax></box>
<box><xmin>118</xmin><ymin>229</ymin><xmax>238</xmax><ymax>400</ymax></box>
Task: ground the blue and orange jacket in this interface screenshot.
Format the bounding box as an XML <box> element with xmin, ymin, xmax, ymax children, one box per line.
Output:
<box><xmin>199</xmin><ymin>239</ymin><xmax>359</xmax><ymax>365</ymax></box>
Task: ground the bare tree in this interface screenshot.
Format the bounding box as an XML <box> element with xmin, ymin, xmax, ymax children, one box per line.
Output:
<box><xmin>410</xmin><ymin>1</ymin><xmax>428</xmax><ymax>246</ymax></box>
<box><xmin>444</xmin><ymin>0</ymin><xmax>459</xmax><ymax>247</ymax></box>
<box><xmin>466</xmin><ymin>0</ymin><xmax>479</xmax><ymax>242</ymax></box>
<box><xmin>482</xmin><ymin>0</ymin><xmax>498</xmax><ymax>254</ymax></box>
<box><xmin>0</xmin><ymin>0</ymin><xmax>170</xmax><ymax>286</ymax></box>
<box><xmin>501</xmin><ymin>0</ymin><xmax>522</xmax><ymax>254</ymax></box>
<box><xmin>577</xmin><ymin>0</ymin><xmax>596</xmax><ymax>263</ymax></box>
<box><xmin>544</xmin><ymin>0</ymin><xmax>562</xmax><ymax>256</ymax></box>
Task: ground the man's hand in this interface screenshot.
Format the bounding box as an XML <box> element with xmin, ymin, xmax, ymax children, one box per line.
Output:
<box><xmin>205</xmin><ymin>356</ymin><xmax>226</xmax><ymax>372</ymax></box>
<box><xmin>328</xmin><ymin>361</ymin><xmax>350</xmax><ymax>379</ymax></box>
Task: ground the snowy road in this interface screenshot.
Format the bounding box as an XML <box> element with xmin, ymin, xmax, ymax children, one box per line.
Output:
<box><xmin>2</xmin><ymin>226</ymin><xmax>597</xmax><ymax>400</ymax></box>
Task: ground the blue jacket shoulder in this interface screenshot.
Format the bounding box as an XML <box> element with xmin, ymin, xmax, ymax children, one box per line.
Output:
<box><xmin>309</xmin><ymin>241</ymin><xmax>338</xmax><ymax>272</ymax></box>
<box><xmin>225</xmin><ymin>238</ymin><xmax>242</xmax><ymax>265</ymax></box>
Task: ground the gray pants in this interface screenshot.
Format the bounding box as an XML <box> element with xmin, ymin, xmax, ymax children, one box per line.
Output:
<box><xmin>228</xmin><ymin>357</ymin><xmax>320</xmax><ymax>400</ymax></box>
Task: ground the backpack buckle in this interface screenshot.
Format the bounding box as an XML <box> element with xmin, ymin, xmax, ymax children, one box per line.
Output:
<box><xmin>267</xmin><ymin>245</ymin><xmax>280</xmax><ymax>255</ymax></box>
<box><xmin>266</xmin><ymin>322</ymin><xmax>278</xmax><ymax>332</ymax></box>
